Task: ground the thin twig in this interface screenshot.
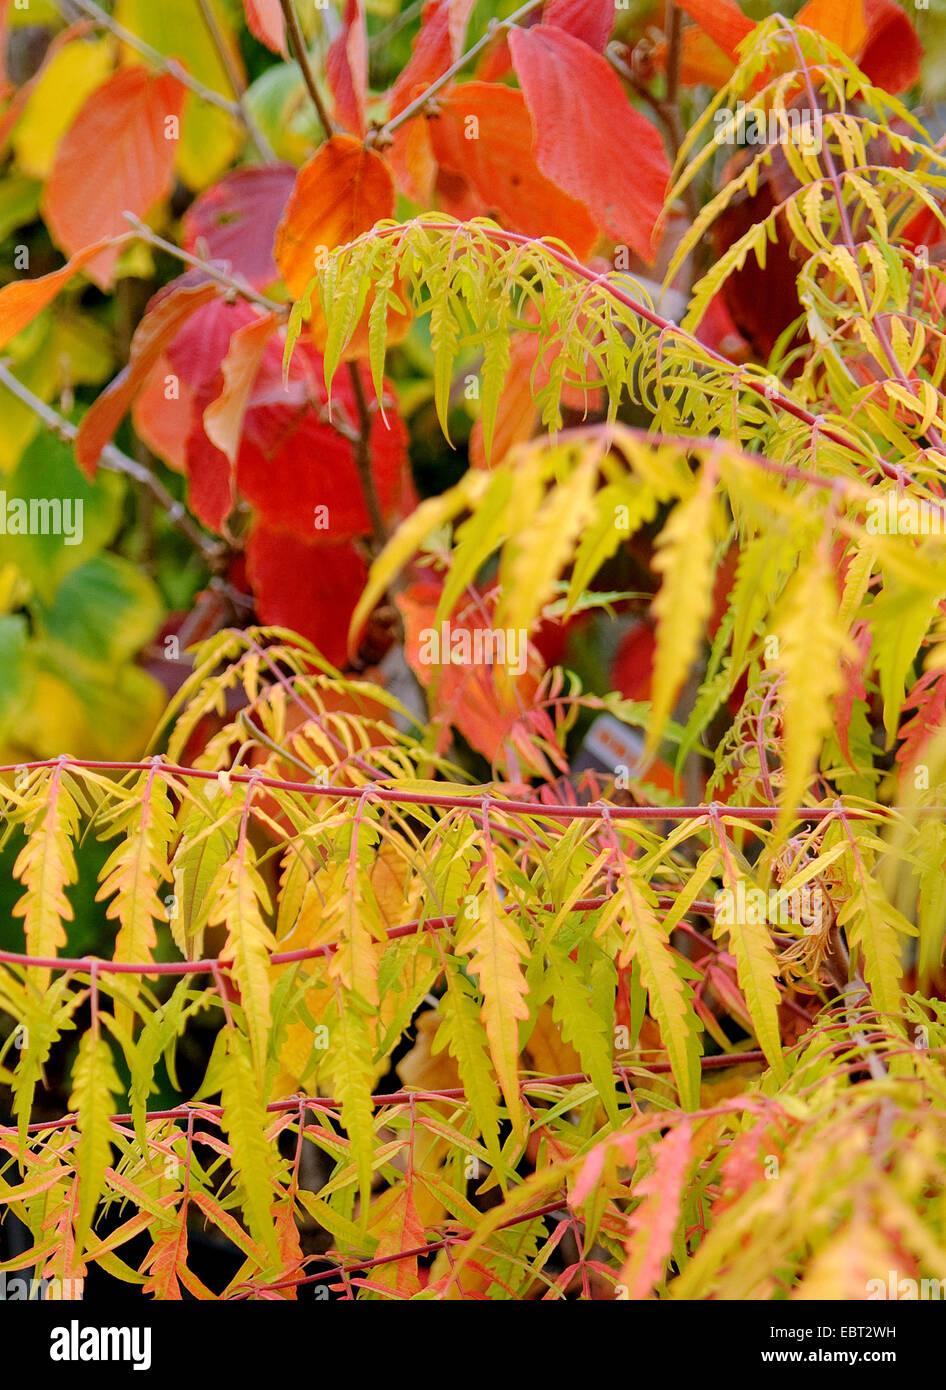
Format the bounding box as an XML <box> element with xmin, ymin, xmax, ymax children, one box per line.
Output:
<box><xmin>194</xmin><ymin>0</ymin><xmax>278</xmax><ymax>162</ymax></box>
<box><xmin>0</xmin><ymin>363</ymin><xmax>225</xmax><ymax>567</ymax></box>
<box><xmin>279</xmin><ymin>0</ymin><xmax>336</xmax><ymax>140</ymax></box>
<box><xmin>0</xmin><ymin>754</ymin><xmax>911</xmax><ymax>821</ymax></box>
<box><xmin>122</xmin><ymin>212</ymin><xmax>284</xmax><ymax>313</ymax></box>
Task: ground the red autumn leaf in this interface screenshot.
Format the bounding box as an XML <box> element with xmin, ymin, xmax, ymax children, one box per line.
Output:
<box><xmin>508</xmin><ymin>25</ymin><xmax>670</xmax><ymax>261</ymax></box>
<box><xmin>326</xmin><ymin>0</ymin><xmax>368</xmax><ymax>136</ymax></box>
<box><xmin>182</xmin><ymin>407</ymin><xmax>234</xmax><ymax>533</ymax></box>
<box><xmin>234</xmin><ymin>345</ymin><xmax>413</xmax><ymax>541</ymax></box>
<box><xmin>42</xmin><ymin>67</ymin><xmax>184</xmax><ymax>289</ymax></box>
<box><xmin>165</xmin><ymin>292</ymin><xmax>258</xmax><ymax>394</ymax></box>
<box><xmin>245</xmin><ymin>523</ymin><xmax>367</xmax><ymax>667</ymax></box>
<box><xmin>244</xmin><ymin>0</ymin><xmax>287</xmax><ymax>56</ymax></box>
<box><xmin>274</xmin><ymin>134</ymin><xmax>395</xmax><ymax>298</ymax></box>
<box><xmin>858</xmin><ymin>0</ymin><xmax>921</xmax><ymax>95</ymax></box>
<box><xmin>0</xmin><ymin>237</ymin><xmax>126</xmax><ymax>350</ymax></box>
<box><xmin>543</xmin><ymin>0</ymin><xmax>615</xmax><ymax>51</ymax></box>
<box><xmin>388</xmin><ymin>0</ymin><xmax>476</xmax><ymax>114</ymax></box>
<box><xmin>203</xmin><ymin>311</ymin><xmax>281</xmax><ymax>464</ymax></box>
<box><xmin>75</xmin><ymin>275</ymin><xmax>222</xmax><ymax>476</ymax></box>
<box><xmin>428</xmin><ymin>83</ymin><xmax>598</xmax><ymax>257</ymax></box>
<box><xmin>180</xmin><ymin>164</ymin><xmax>297</xmax><ymax>291</ymax></box>
<box><xmin>165</xmin><ymin>324</ymin><xmax>412</xmax><ymax>536</ymax></box>
<box><xmin>166</xmin><ymin>296</ymin><xmax>274</xmax><ymax>530</ymax></box>
<box><xmin>709</xmin><ymin>142</ymin><xmax>808</xmax><ymax>359</ymax></box>
<box><xmin>133</xmin><ymin>296</ymin><xmax>260</xmax><ymax>477</ymax></box>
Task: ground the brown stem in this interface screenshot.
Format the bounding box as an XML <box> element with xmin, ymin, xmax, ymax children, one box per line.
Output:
<box><xmin>278</xmin><ymin>0</ymin><xmax>336</xmax><ymax>141</ymax></box>
<box><xmin>345</xmin><ymin>361</ymin><xmax>388</xmax><ymax>554</ymax></box>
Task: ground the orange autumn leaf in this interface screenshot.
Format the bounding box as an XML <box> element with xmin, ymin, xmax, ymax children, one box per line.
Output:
<box><xmin>398</xmin><ymin>580</ymin><xmax>545</xmax><ymax>767</ymax></box>
<box><xmin>428</xmin><ymin>82</ymin><xmax>598</xmax><ymax>258</ymax></box>
<box><xmin>0</xmin><ymin>238</ymin><xmax>126</xmax><ymax>350</ymax></box>
<box><xmin>797</xmin><ymin>0</ymin><xmax>866</xmax><ymax>54</ymax></box>
<box><xmin>670</xmin><ymin>0</ymin><xmax>917</xmax><ymax>94</ymax></box>
<box><xmin>274</xmin><ymin>135</ymin><xmax>395</xmax><ymax>299</ymax></box>
<box><xmin>677</xmin><ymin>27</ymin><xmax>744</xmax><ymax>88</ymax></box>
<box><xmin>42</xmin><ymin>67</ymin><xmax>185</xmax><ymax>289</ymax></box>
<box><xmin>132</xmin><ymin>352</ymin><xmax>194</xmax><ymax>472</ymax></box>
<box><xmin>387</xmin><ymin>115</ymin><xmax>439</xmax><ymax>205</ymax></box>
<box><xmin>368</xmin><ymin>1187</ymin><xmax>427</xmax><ymax>1297</ymax></box>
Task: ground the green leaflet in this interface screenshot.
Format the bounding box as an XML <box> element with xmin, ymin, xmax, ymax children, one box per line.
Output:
<box><xmin>713</xmin><ymin>872</ymin><xmax>786</xmax><ymax>1083</ymax></box>
<box><xmin>69</xmin><ymin>1031</ymin><xmax>121</xmax><ymax>1255</ymax></box>
<box><xmin>434</xmin><ymin>961</ymin><xmax>505</xmax><ymax>1170</ymax></box>
<box><xmin>219</xmin><ymin>1031</ymin><xmax>280</xmax><ymax>1266</ymax></box>
<box><xmin>546</xmin><ymin>946</ymin><xmax>620</xmax><ymax>1125</ymax></box>
<box><xmin>599</xmin><ymin>870</ymin><xmax>702</xmax><ymax>1111</ymax></box>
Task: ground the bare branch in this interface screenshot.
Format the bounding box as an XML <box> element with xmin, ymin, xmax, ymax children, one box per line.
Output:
<box><xmin>278</xmin><ymin>0</ymin><xmax>336</xmax><ymax>141</ymax></box>
<box><xmin>122</xmin><ymin>212</ymin><xmax>285</xmax><ymax>313</ymax></box>
<box><xmin>194</xmin><ymin>0</ymin><xmax>279</xmax><ymax>162</ymax></box>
